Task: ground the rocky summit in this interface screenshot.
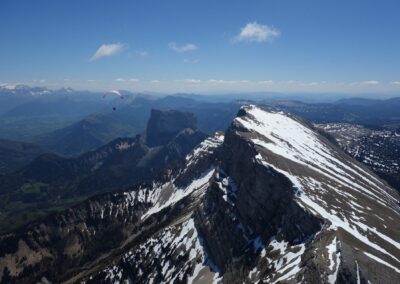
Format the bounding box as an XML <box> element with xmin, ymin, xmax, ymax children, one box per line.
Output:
<box><xmin>1</xmin><ymin>105</ymin><xmax>399</xmax><ymax>284</ymax></box>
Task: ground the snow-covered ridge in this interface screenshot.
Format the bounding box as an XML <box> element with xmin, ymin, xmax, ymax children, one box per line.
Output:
<box><xmin>82</xmin><ymin>133</ymin><xmax>224</xmax><ymax>283</ymax></box>
<box><xmin>100</xmin><ymin>218</ymin><xmax>219</xmax><ymax>283</ymax></box>
<box><xmin>185</xmin><ymin>132</ymin><xmax>224</xmax><ymax>168</ymax></box>
<box><xmin>0</xmin><ymin>84</ymin><xmax>73</xmax><ymax>96</ymax></box>
<box><xmin>139</xmin><ymin>133</ymin><xmax>224</xmax><ymax>220</ymax></box>
<box><xmin>140</xmin><ymin>167</ymin><xmax>215</xmax><ymax>220</ymax></box>
<box><xmin>236</xmin><ymin>106</ymin><xmax>396</xmax><ymax>205</ymax></box>
<box><xmin>121</xmin><ymin>133</ymin><xmax>223</xmax><ymax>222</ymax></box>
<box><xmin>235</xmin><ymin>105</ymin><xmax>400</xmax><ymax>279</ymax></box>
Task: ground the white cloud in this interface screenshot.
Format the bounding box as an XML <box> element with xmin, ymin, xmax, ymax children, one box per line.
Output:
<box><xmin>184</xmin><ymin>79</ymin><xmax>201</xmax><ymax>83</ymax></box>
<box><xmin>258</xmin><ymin>80</ymin><xmax>274</xmax><ymax>85</ymax></box>
<box><xmin>168</xmin><ymin>42</ymin><xmax>198</xmax><ymax>53</ymax></box>
<box><xmin>360</xmin><ymin>80</ymin><xmax>380</xmax><ymax>85</ymax></box>
<box><xmin>300</xmin><ymin>82</ymin><xmax>319</xmax><ymax>86</ymax></box>
<box><xmin>115</xmin><ymin>78</ymin><xmax>125</xmax><ymax>82</ymax></box>
<box><xmin>0</xmin><ymin>83</ymin><xmax>19</xmax><ymax>90</ymax></box>
<box><xmin>208</xmin><ymin>79</ymin><xmax>237</xmax><ymax>84</ymax></box>
<box><xmin>234</xmin><ymin>22</ymin><xmax>280</xmax><ymax>43</ymax></box>
<box><xmin>59</xmin><ymin>78</ymin><xmax>399</xmax><ymax>93</ymax></box>
<box><xmin>90</xmin><ymin>43</ymin><xmax>124</xmax><ymax>61</ymax></box>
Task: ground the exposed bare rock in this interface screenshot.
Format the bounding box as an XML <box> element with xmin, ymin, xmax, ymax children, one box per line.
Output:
<box><xmin>1</xmin><ymin>106</ymin><xmax>400</xmax><ymax>284</ymax></box>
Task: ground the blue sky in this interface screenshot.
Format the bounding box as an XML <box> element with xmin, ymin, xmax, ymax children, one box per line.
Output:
<box><xmin>1</xmin><ymin>0</ymin><xmax>400</xmax><ymax>94</ymax></box>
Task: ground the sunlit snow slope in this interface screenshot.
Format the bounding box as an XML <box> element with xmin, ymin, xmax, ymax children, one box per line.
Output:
<box><xmin>233</xmin><ymin>105</ymin><xmax>400</xmax><ymax>283</ymax></box>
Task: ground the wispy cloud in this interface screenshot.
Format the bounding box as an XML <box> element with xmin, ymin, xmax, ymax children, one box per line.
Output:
<box><xmin>234</xmin><ymin>22</ymin><xmax>280</xmax><ymax>43</ymax></box>
<box><xmin>257</xmin><ymin>80</ymin><xmax>274</xmax><ymax>85</ymax></box>
<box><xmin>168</xmin><ymin>42</ymin><xmax>198</xmax><ymax>53</ymax></box>
<box><xmin>300</xmin><ymin>82</ymin><xmax>319</xmax><ymax>86</ymax></box>
<box><xmin>90</xmin><ymin>43</ymin><xmax>124</xmax><ymax>61</ymax></box>
<box><xmin>184</xmin><ymin>79</ymin><xmax>201</xmax><ymax>83</ymax></box>
<box><xmin>56</xmin><ymin>79</ymin><xmax>398</xmax><ymax>93</ymax></box>
<box><xmin>360</xmin><ymin>80</ymin><xmax>380</xmax><ymax>85</ymax></box>
<box><xmin>208</xmin><ymin>79</ymin><xmax>237</xmax><ymax>84</ymax></box>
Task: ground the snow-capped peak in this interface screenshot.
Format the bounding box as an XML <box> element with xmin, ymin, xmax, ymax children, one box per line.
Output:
<box><xmin>234</xmin><ymin>105</ymin><xmax>400</xmax><ymax>279</ymax></box>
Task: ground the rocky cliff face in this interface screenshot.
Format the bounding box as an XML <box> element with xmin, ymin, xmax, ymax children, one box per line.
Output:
<box><xmin>215</xmin><ymin>106</ymin><xmax>400</xmax><ymax>283</ymax></box>
<box><xmin>1</xmin><ymin>106</ymin><xmax>400</xmax><ymax>284</ymax></box>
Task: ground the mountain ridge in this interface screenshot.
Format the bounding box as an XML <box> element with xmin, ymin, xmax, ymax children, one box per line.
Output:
<box><xmin>0</xmin><ymin>105</ymin><xmax>399</xmax><ymax>283</ymax></box>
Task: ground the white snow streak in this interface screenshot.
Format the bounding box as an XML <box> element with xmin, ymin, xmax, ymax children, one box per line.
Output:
<box><xmin>236</xmin><ymin>105</ymin><xmax>400</xmax><ymax>278</ymax></box>
<box><xmin>142</xmin><ymin>168</ymin><xmax>215</xmax><ymax>219</ymax></box>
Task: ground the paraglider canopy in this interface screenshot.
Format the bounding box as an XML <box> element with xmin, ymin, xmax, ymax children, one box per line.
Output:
<box><xmin>103</xmin><ymin>90</ymin><xmax>124</xmax><ymax>111</ymax></box>
<box><xmin>103</xmin><ymin>89</ymin><xmax>124</xmax><ymax>99</ymax></box>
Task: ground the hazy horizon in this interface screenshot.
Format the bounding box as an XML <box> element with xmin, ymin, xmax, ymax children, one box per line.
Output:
<box><xmin>1</xmin><ymin>0</ymin><xmax>400</xmax><ymax>94</ymax></box>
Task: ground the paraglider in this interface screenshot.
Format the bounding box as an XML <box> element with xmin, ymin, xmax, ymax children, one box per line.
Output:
<box><xmin>103</xmin><ymin>90</ymin><xmax>124</xmax><ymax>111</ymax></box>
<box><xmin>103</xmin><ymin>89</ymin><xmax>124</xmax><ymax>99</ymax></box>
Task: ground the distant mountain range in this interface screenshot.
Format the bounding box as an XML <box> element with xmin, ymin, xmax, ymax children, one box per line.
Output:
<box><xmin>37</xmin><ymin>113</ymin><xmax>138</xmax><ymax>156</ymax></box>
<box><xmin>2</xmin><ymin>85</ymin><xmax>400</xmax><ymax>156</ymax></box>
<box><xmin>0</xmin><ymin>109</ymin><xmax>206</xmax><ymax>233</ymax></box>
<box><xmin>260</xmin><ymin>97</ymin><xmax>400</xmax><ymax>127</ymax></box>
<box><xmin>0</xmin><ymin>85</ymin><xmax>142</xmax><ymax>143</ymax></box>
<box><xmin>35</xmin><ymin>95</ymin><xmax>239</xmax><ymax>156</ymax></box>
